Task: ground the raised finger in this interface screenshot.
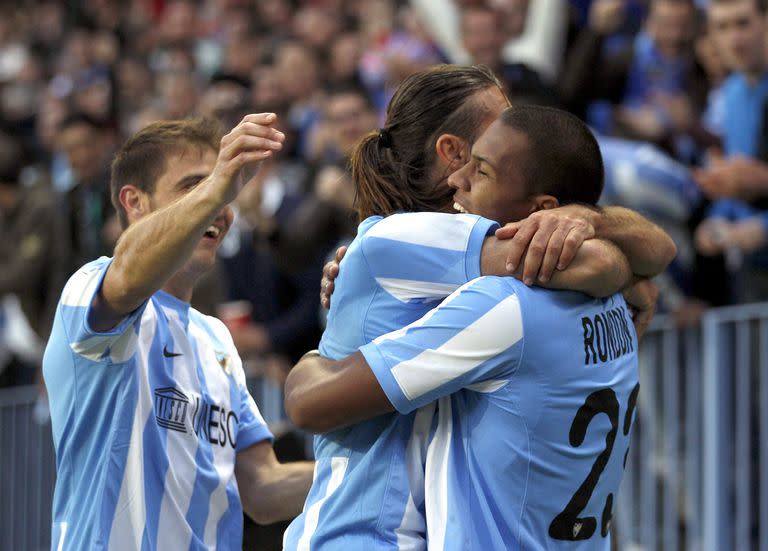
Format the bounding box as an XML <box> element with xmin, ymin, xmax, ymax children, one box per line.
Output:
<box><xmin>240</xmin><ymin>112</ymin><xmax>278</xmax><ymax>126</ymax></box>
<box><xmin>221</xmin><ymin>135</ymin><xmax>283</xmax><ymax>161</ymax></box>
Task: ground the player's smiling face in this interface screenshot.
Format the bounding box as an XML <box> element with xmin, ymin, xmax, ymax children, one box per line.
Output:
<box><xmin>448</xmin><ymin>119</ymin><xmax>533</xmax><ymax>224</ymax></box>
<box><xmin>150</xmin><ymin>146</ymin><xmax>233</xmax><ymax>270</ymax></box>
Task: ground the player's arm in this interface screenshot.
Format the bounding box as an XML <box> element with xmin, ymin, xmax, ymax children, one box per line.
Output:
<box><xmin>481</xmin><ymin>237</ymin><xmax>632</xmax><ymax>297</ymax></box>
<box><xmin>235</xmin><ymin>441</ymin><xmax>314</xmax><ymax>524</ymax></box>
<box><xmin>287</xmin><ymin>278</ymin><xmax>519</xmax><ymax>432</ymax></box>
<box><xmin>285</xmin><ymin>350</ymin><xmax>392</xmax><ymax>432</ymax></box>
<box><xmin>91</xmin><ymin>114</ymin><xmax>284</xmax><ymax>332</ymax></box>
<box><xmin>495</xmin><ymin>204</ymin><xmax>677</xmax><ymax>283</ymax></box>
<box><xmin>623</xmin><ymin>278</ymin><xmax>659</xmax><ymax>340</ymax></box>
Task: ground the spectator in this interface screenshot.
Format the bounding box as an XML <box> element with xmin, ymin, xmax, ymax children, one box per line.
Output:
<box><xmin>560</xmin><ymin>0</ymin><xmax>716</xmax><ymax>159</ymax></box>
<box><xmin>694</xmin><ymin>0</ymin><xmax>768</xmax><ymax>302</ymax></box>
<box><xmin>217</xmin><ymin>156</ymin><xmax>323</xmax><ymax>372</ymax></box>
<box><xmin>56</xmin><ymin>112</ymin><xmax>118</xmax><ymax>270</ymax></box>
<box><xmin>306</xmin><ymin>82</ymin><xmax>378</xmax><ymax>164</ymax></box>
<box><xmin>0</xmin><ymin>130</ymin><xmax>68</xmax><ymax>387</ymax></box>
<box><xmin>460</xmin><ymin>4</ymin><xmax>555</xmax><ymax>102</ymax></box>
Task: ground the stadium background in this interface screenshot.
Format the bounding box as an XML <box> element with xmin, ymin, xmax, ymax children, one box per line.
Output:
<box><xmin>0</xmin><ymin>0</ymin><xmax>766</xmax><ymax>549</ymax></box>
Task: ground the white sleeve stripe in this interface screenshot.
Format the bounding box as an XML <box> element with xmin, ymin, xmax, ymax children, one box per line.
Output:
<box><xmin>465</xmin><ymin>379</ymin><xmax>509</xmax><ymax>393</ymax></box>
<box><xmin>365</xmin><ymin>213</ymin><xmax>477</xmax><ymax>251</ymax></box>
<box><xmin>70</xmin><ymin>326</ymin><xmax>139</xmax><ymax>363</ymax></box>
<box><xmin>375</xmin><ymin>278</ymin><xmax>461</xmax><ymax>303</ymax></box>
<box><xmin>391</xmin><ymin>295</ymin><xmax>523</xmax><ymax>401</ymax></box>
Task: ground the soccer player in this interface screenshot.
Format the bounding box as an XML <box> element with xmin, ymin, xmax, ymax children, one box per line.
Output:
<box><xmin>43</xmin><ymin>115</ymin><xmax>313</xmax><ymax>550</ymax></box>
<box><xmin>287</xmin><ymin>105</ymin><xmax>657</xmax><ymax>549</ymax></box>
<box><xmin>282</xmin><ymin>65</ymin><xmax>674</xmax><ymax>550</ymax></box>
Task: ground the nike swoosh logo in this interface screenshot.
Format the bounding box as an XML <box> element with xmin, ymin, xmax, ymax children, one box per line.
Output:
<box><xmin>163</xmin><ymin>345</ymin><xmax>182</xmax><ymax>358</ymax></box>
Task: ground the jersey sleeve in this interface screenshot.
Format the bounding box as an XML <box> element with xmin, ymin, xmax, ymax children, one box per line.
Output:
<box><xmin>360</xmin><ymin>212</ymin><xmax>499</xmax><ymax>303</ymax></box>
<box><xmin>57</xmin><ymin>257</ymin><xmax>148</xmax><ymax>364</ymax></box>
<box><xmin>235</xmin><ymin>381</ymin><xmax>274</xmax><ymax>451</ymax></box>
<box><xmin>359</xmin><ymin>276</ymin><xmax>525</xmax><ymax>414</ymax></box>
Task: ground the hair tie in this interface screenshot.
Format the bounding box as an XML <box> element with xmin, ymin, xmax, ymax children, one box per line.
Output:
<box><xmin>378</xmin><ymin>128</ymin><xmax>393</xmax><ymax>149</ymax></box>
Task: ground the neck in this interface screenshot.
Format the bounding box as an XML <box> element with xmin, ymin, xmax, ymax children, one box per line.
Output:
<box><xmin>162</xmin><ymin>271</ymin><xmax>197</xmax><ymax>304</ymax></box>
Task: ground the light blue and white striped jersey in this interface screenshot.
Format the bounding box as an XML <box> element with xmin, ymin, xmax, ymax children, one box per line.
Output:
<box><xmin>43</xmin><ymin>257</ymin><xmax>273</xmax><ymax>551</ymax></box>
<box><xmin>361</xmin><ymin>276</ymin><xmax>640</xmax><ymax>551</ymax></box>
<box><xmin>283</xmin><ymin>212</ymin><xmax>498</xmax><ymax>550</ymax></box>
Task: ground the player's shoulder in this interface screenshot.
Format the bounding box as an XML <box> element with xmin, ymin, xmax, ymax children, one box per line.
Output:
<box><xmin>451</xmin><ymin>276</ymin><xmax>526</xmax><ymax>309</ymax></box>
<box><xmin>60</xmin><ymin>256</ymin><xmax>112</xmax><ymax>308</ymax></box>
<box><xmin>190</xmin><ymin>308</ymin><xmax>232</xmax><ymax>343</ymax></box>
<box><xmin>364</xmin><ymin>212</ymin><xmax>483</xmax><ymax>238</ymax></box>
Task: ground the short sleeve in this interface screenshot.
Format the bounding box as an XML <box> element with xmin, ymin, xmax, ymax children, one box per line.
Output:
<box><xmin>235</xmin><ymin>382</ymin><xmax>274</xmax><ymax>451</ymax></box>
<box><xmin>360</xmin><ymin>213</ymin><xmax>499</xmax><ymax>303</ymax></box>
<box><xmin>360</xmin><ymin>276</ymin><xmax>525</xmax><ymax>414</ymax></box>
<box><xmin>58</xmin><ymin>257</ymin><xmax>148</xmax><ymax>363</ymax></box>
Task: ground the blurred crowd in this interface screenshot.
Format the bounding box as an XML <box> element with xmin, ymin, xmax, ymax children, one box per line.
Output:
<box><xmin>1</xmin><ymin>0</ymin><xmax>768</xmax><ymax>393</ymax></box>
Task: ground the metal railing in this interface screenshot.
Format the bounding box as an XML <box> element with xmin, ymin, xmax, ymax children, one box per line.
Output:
<box><xmin>618</xmin><ymin>303</ymin><xmax>768</xmax><ymax>551</ymax></box>
<box><xmin>2</xmin><ymin>302</ymin><xmax>768</xmax><ymax>550</ymax></box>
<box><xmin>0</xmin><ymin>385</ymin><xmax>56</xmax><ymax>551</ymax></box>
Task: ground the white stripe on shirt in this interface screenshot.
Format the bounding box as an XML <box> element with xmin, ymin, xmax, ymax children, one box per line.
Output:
<box><xmin>366</xmin><ymin>213</ymin><xmax>477</xmax><ymax>251</ymax></box>
<box><xmin>375</xmin><ymin>279</ymin><xmax>461</xmax><ymax>303</ymax></box>
<box><xmin>297</xmin><ymin>457</ymin><xmax>349</xmax><ymax>551</ymax></box>
<box><xmin>424</xmin><ymin>397</ymin><xmax>453</xmax><ymax>551</ymax></box>
<box><xmin>391</xmin><ymin>295</ymin><xmax>523</xmax><ymax>401</ymax></box>
<box><xmin>108</xmin><ymin>302</ymin><xmax>158</xmax><ymax>550</ymax></box>
<box><xmin>155</xmin><ymin>307</ymin><xmax>199</xmax><ymax>551</ymax></box>
<box><xmin>395</xmin><ymin>402</ymin><xmax>435</xmax><ymax>551</ymax></box>
<box><xmin>70</xmin><ymin>327</ymin><xmax>138</xmax><ymax>363</ymax></box>
<box><xmin>191</xmin><ymin>320</ymin><xmax>238</xmax><ymax>549</ymax></box>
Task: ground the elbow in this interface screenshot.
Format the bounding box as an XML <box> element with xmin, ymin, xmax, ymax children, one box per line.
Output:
<box><xmin>243</xmin><ymin>499</ymin><xmax>284</xmax><ymax>525</ymax></box>
<box><xmin>585</xmin><ymin>243</ymin><xmax>632</xmax><ymax>298</ymax></box>
<box><xmin>284</xmin><ymin>376</ymin><xmax>325</xmax><ymax>434</ymax></box>
<box><xmin>284</xmin><ymin>396</ymin><xmax>315</xmax><ymax>433</ymax></box>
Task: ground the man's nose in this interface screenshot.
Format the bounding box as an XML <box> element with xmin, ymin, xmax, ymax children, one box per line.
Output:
<box><xmin>448</xmin><ymin>168</ymin><xmax>468</xmax><ymax>191</ymax></box>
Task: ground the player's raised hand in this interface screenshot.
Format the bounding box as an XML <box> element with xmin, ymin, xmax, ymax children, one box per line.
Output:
<box><xmin>495</xmin><ymin>204</ymin><xmax>596</xmax><ymax>285</ymax></box>
<box><xmin>208</xmin><ymin>113</ymin><xmax>285</xmax><ymax>204</ymax></box>
<box><xmin>320</xmin><ymin>245</ymin><xmax>347</xmax><ymax>309</ymax></box>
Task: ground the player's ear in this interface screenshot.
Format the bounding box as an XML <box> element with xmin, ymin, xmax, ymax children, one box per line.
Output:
<box><xmin>435</xmin><ymin>133</ymin><xmax>467</xmax><ymax>172</ymax></box>
<box><xmin>528</xmin><ymin>194</ymin><xmax>559</xmax><ymax>213</ymax></box>
<box><xmin>119</xmin><ymin>185</ymin><xmax>150</xmax><ymax>223</ymax></box>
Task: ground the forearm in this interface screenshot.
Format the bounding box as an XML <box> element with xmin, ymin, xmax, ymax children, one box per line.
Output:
<box><xmin>242</xmin><ymin>461</ymin><xmax>315</xmax><ymax>524</ymax></box>
<box><xmin>285</xmin><ymin>351</ymin><xmax>393</xmax><ymax>433</ymax></box>
<box><xmin>105</xmin><ymin>183</ymin><xmax>226</xmax><ymax>314</ymax></box>
<box><xmin>544</xmin><ymin>239</ymin><xmax>632</xmax><ymax>297</ymax></box>
<box><xmin>481</xmin><ymin>236</ymin><xmax>632</xmax><ymax>297</ymax></box>
<box><xmin>591</xmin><ymin>206</ymin><xmax>677</xmax><ymax>277</ymax></box>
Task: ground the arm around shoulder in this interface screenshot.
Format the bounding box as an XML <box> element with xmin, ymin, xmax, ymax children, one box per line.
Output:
<box><xmin>480</xmin><ymin>235</ymin><xmax>632</xmax><ymax>297</ymax></box>
<box><xmin>545</xmin><ymin>238</ymin><xmax>632</xmax><ymax>297</ymax></box>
